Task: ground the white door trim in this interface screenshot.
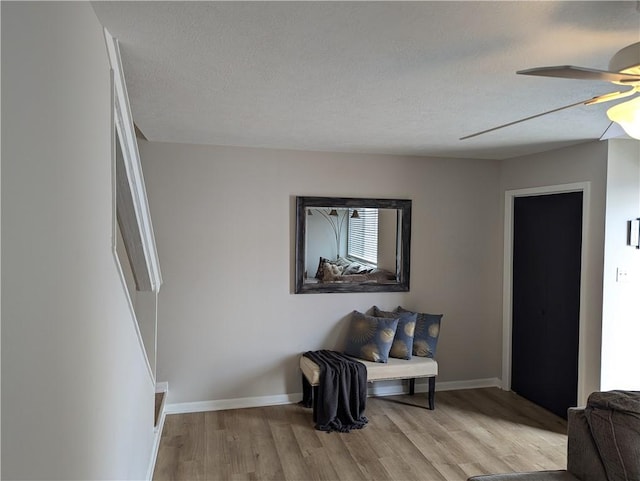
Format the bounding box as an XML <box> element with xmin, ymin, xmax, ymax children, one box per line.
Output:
<box><xmin>502</xmin><ymin>182</ymin><xmax>591</xmax><ymax>406</ymax></box>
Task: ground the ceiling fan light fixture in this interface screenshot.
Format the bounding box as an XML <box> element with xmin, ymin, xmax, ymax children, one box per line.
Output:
<box><xmin>607</xmin><ymin>96</ymin><xmax>640</xmax><ymax>140</ymax></box>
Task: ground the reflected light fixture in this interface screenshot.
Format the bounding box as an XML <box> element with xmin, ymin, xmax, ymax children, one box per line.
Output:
<box><xmin>351</xmin><ymin>210</ymin><xmax>360</xmax><ymax>219</ymax></box>
<box><xmin>329</xmin><ymin>209</ymin><xmax>338</xmax><ymax>216</ymax></box>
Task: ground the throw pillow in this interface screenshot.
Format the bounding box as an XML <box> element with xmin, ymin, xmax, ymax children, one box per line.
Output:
<box><xmin>372</xmin><ymin>306</ymin><xmax>417</xmax><ymax>360</ymax></box>
<box><xmin>396</xmin><ymin>306</ymin><xmax>443</xmax><ymax>358</ymax></box>
<box><xmin>344</xmin><ymin>311</ymin><xmax>399</xmax><ymax>363</ymax></box>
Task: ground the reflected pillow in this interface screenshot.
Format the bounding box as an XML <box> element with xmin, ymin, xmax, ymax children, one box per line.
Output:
<box><xmin>335</xmin><ymin>257</ymin><xmax>351</xmax><ymax>268</ymax></box>
<box><xmin>396</xmin><ymin>306</ymin><xmax>443</xmax><ymax>358</ymax></box>
<box><xmin>344</xmin><ymin>311</ymin><xmax>398</xmax><ymax>363</ymax></box>
<box><xmin>330</xmin><ymin>258</ymin><xmax>374</xmax><ymax>275</ymax></box>
<box><xmin>322</xmin><ymin>262</ymin><xmax>344</xmax><ymax>281</ymax></box>
<box><xmin>372</xmin><ymin>306</ymin><xmax>417</xmax><ymax>360</ymax></box>
<box><xmin>315</xmin><ymin>257</ymin><xmax>332</xmax><ymax>279</ymax></box>
<box><xmin>343</xmin><ymin>262</ymin><xmax>362</xmax><ymax>275</ymax></box>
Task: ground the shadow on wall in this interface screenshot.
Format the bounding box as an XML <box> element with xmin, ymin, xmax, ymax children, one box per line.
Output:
<box><xmin>318</xmin><ymin>312</ymin><xmax>353</xmax><ymax>352</ymax></box>
<box><xmin>284</xmin><ymin>313</ymin><xmax>353</xmax><ymax>395</ymax></box>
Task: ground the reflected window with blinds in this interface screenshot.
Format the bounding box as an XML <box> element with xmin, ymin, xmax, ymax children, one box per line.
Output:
<box><xmin>348</xmin><ymin>208</ymin><xmax>378</xmax><ymax>265</ymax></box>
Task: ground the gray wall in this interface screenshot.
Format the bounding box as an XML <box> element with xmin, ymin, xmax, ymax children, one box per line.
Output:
<box><xmin>2</xmin><ymin>3</ymin><xmax>156</xmax><ymax>479</ymax></box>
<box><xmin>601</xmin><ymin>139</ymin><xmax>640</xmax><ymax>390</ymax></box>
<box><xmin>140</xmin><ymin>141</ymin><xmax>503</xmax><ymax>405</ymax></box>
<box><xmin>500</xmin><ymin>140</ymin><xmax>608</xmax><ymax>403</ymax></box>
<box><xmin>1</xmin><ymin>4</ymin><xmax>636</xmax><ymax>478</ymax></box>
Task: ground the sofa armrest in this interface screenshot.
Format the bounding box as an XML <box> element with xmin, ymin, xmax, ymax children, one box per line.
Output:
<box><xmin>566</xmin><ymin>408</ymin><xmax>607</xmax><ymax>481</ymax></box>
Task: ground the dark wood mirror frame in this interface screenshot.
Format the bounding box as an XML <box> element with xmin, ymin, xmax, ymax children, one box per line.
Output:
<box><xmin>295</xmin><ymin>196</ymin><xmax>411</xmax><ymax>293</ymax></box>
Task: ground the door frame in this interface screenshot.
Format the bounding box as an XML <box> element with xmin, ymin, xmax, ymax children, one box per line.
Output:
<box><xmin>502</xmin><ymin>182</ymin><xmax>591</xmax><ymax>406</ymax></box>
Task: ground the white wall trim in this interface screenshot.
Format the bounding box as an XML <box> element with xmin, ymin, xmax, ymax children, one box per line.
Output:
<box><xmin>165</xmin><ymin>393</ymin><xmax>300</xmax><ymax>414</ymax></box>
<box><xmin>104</xmin><ymin>28</ymin><xmax>162</xmax><ymax>293</ymax></box>
<box><xmin>430</xmin><ymin>377</ymin><xmax>503</xmax><ymax>392</ymax></box>
<box><xmin>368</xmin><ymin>377</ymin><xmax>502</xmax><ymax>397</ymax></box>
<box><xmin>502</xmin><ymin>182</ymin><xmax>591</xmax><ymax>406</ymax></box>
<box><xmin>147</xmin><ymin>383</ymin><xmax>168</xmax><ymax>480</ymax></box>
<box><xmin>112</xmin><ymin>241</ymin><xmax>155</xmax><ymax>382</ymax></box>
<box><xmin>105</xmin><ymin>29</ymin><xmax>163</xmax><ymax>384</ymax></box>
<box><xmin>146</xmin><ymin>401</ymin><xmax>167</xmax><ymax>481</ymax></box>
<box><xmin>164</xmin><ymin>378</ymin><xmax>503</xmax><ymax>414</ymax></box>
<box><xmin>107</xmin><ymin>68</ymin><xmax>155</xmax><ymax>384</ymax></box>
<box><xmin>155</xmin><ymin>382</ymin><xmax>169</xmax><ymax>394</ymax></box>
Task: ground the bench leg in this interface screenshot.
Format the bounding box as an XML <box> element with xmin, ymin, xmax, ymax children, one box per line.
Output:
<box><xmin>428</xmin><ymin>376</ymin><xmax>436</xmax><ymax>410</ymax></box>
<box><xmin>312</xmin><ymin>386</ymin><xmax>319</xmax><ymax>422</ymax></box>
<box><xmin>409</xmin><ymin>377</ymin><xmax>435</xmax><ymax>410</ymax></box>
<box><xmin>301</xmin><ymin>374</ymin><xmax>313</xmax><ymax>408</ymax></box>
<box><xmin>300</xmin><ymin>374</ymin><xmax>320</xmax><ymax>421</ymax></box>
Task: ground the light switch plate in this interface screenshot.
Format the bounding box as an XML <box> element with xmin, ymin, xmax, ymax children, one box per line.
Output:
<box><xmin>617</xmin><ymin>267</ymin><xmax>632</xmax><ymax>283</ymax></box>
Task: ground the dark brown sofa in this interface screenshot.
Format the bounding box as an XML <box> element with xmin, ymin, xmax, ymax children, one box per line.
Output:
<box><xmin>468</xmin><ymin>391</ymin><xmax>640</xmax><ymax>481</ymax></box>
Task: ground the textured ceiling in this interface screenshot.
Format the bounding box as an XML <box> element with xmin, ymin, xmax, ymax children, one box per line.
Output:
<box><xmin>92</xmin><ymin>1</ymin><xmax>640</xmax><ymax>160</ymax></box>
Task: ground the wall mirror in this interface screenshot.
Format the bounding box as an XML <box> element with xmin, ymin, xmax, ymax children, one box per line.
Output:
<box><xmin>295</xmin><ymin>196</ymin><xmax>411</xmax><ymax>293</ymax></box>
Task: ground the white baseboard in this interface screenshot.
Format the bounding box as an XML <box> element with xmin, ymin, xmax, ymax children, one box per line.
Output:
<box><xmin>367</xmin><ymin>377</ymin><xmax>502</xmax><ymax>397</ymax></box>
<box><xmin>436</xmin><ymin>377</ymin><xmax>503</xmax><ymax>392</ymax></box>
<box><xmin>147</xmin><ymin>382</ymin><xmax>169</xmax><ymax>481</ymax></box>
<box><xmin>147</xmin><ymin>410</ymin><xmax>166</xmax><ymax>480</ymax></box>
<box><xmin>165</xmin><ymin>393</ymin><xmax>300</xmax><ymax>415</ymax></box>
<box><xmin>155</xmin><ymin>381</ymin><xmax>168</xmax><ymax>393</ymax></box>
<box><xmin>164</xmin><ymin>378</ymin><xmax>503</xmax><ymax>415</ymax></box>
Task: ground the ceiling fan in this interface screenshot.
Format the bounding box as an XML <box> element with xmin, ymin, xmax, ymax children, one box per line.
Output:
<box><xmin>461</xmin><ymin>42</ymin><xmax>640</xmax><ymax>141</ymax></box>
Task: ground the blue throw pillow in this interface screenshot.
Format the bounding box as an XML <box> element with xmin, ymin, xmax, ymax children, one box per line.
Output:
<box><xmin>372</xmin><ymin>306</ymin><xmax>417</xmax><ymax>360</ymax></box>
<box><xmin>344</xmin><ymin>310</ymin><xmax>399</xmax><ymax>363</ymax></box>
<box><xmin>396</xmin><ymin>306</ymin><xmax>443</xmax><ymax>358</ymax></box>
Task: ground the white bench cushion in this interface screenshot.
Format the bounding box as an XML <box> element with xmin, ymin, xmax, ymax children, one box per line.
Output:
<box><xmin>300</xmin><ymin>354</ymin><xmax>438</xmax><ymax>386</ymax></box>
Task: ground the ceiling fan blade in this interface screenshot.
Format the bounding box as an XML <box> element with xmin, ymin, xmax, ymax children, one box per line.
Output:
<box><xmin>584</xmin><ymin>88</ymin><xmax>638</xmax><ymax>105</ymax></box>
<box><xmin>517</xmin><ymin>66</ymin><xmax>640</xmax><ymax>84</ymax></box>
<box><xmin>460</xmin><ymin>91</ymin><xmax>635</xmax><ymax>140</ymax></box>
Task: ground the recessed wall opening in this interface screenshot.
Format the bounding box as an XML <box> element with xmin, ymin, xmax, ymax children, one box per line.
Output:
<box><xmin>106</xmin><ymin>29</ymin><xmax>162</xmax><ymax>390</ymax></box>
<box><xmin>113</xmin><ymin>128</ymin><xmax>159</xmax><ymax>381</ymax></box>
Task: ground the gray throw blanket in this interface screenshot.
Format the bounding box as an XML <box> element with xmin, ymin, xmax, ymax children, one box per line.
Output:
<box><xmin>303</xmin><ymin>350</ymin><xmax>368</xmax><ymax>433</ymax></box>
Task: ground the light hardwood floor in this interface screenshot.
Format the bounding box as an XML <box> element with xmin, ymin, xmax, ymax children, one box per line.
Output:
<box><xmin>153</xmin><ymin>388</ymin><xmax>568</xmax><ymax>481</ymax></box>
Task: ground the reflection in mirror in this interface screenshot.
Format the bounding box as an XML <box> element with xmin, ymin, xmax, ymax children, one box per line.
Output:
<box><xmin>295</xmin><ymin>197</ymin><xmax>411</xmax><ymax>293</ymax></box>
<box><xmin>306</xmin><ymin>207</ymin><xmax>396</xmax><ymax>278</ymax></box>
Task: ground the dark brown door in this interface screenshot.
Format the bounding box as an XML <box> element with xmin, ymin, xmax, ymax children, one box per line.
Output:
<box><xmin>512</xmin><ymin>192</ymin><xmax>582</xmax><ymax>419</ymax></box>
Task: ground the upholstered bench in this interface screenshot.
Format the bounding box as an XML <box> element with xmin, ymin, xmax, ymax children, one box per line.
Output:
<box><xmin>300</xmin><ymin>354</ymin><xmax>438</xmax><ymax>416</ymax></box>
